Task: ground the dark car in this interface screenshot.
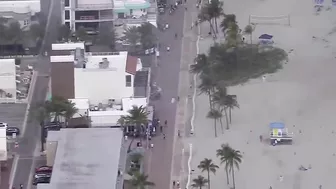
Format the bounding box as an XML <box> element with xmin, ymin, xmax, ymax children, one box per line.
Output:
<box><xmin>36</xmin><ymin>166</ymin><xmax>53</xmax><ymax>173</ymax></box>
<box><xmin>6</xmin><ymin>127</ymin><xmax>20</xmax><ymax>136</ymax></box>
<box><xmin>32</xmin><ymin>177</ymin><xmax>50</xmax><ymax>185</ymax></box>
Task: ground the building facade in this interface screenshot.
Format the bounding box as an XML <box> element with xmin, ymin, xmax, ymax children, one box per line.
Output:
<box><xmin>61</xmin><ymin>0</ymin><xmax>157</xmax><ymax>32</ymax></box>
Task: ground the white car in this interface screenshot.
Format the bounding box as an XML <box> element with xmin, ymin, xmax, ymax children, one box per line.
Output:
<box><xmin>0</xmin><ymin>122</ymin><xmax>8</xmax><ymax>128</ymax></box>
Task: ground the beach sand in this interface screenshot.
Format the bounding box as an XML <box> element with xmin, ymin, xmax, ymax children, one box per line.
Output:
<box><xmin>186</xmin><ymin>0</ymin><xmax>336</xmax><ymax>189</ymax></box>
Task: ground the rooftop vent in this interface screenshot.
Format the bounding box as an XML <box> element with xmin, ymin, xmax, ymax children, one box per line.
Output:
<box><xmin>99</xmin><ymin>58</ymin><xmax>110</xmax><ymax>69</ymax></box>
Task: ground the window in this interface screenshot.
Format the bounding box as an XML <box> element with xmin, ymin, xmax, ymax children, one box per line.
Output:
<box><xmin>65</xmin><ymin>22</ymin><xmax>70</xmax><ymax>28</ymax></box>
<box><xmin>118</xmin><ymin>13</ymin><xmax>125</xmax><ymax>18</ymax></box>
<box><xmin>23</xmin><ymin>20</ymin><xmax>29</xmax><ymax>26</ymax></box>
<box><xmin>65</xmin><ymin>10</ymin><xmax>70</xmax><ymax>20</ymax></box>
<box><xmin>64</xmin><ymin>0</ymin><xmax>70</xmax><ymax>7</ymax></box>
<box><xmin>126</xmin><ymin>75</ymin><xmax>132</xmax><ymax>87</ymax></box>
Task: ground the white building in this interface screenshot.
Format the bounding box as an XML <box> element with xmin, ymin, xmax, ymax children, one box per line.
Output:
<box><xmin>42</xmin><ymin>128</ymin><xmax>126</xmax><ymax>189</ymax></box>
<box><xmin>62</xmin><ymin>0</ymin><xmax>157</xmax><ymax>32</ymax></box>
<box><xmin>0</xmin><ymin>59</ymin><xmax>17</xmax><ymax>103</ymax></box>
<box><xmin>0</xmin><ymin>0</ymin><xmax>40</xmax><ymax>28</ymax></box>
<box><xmin>69</xmin><ymin>97</ymin><xmax>147</xmax><ymax>127</ymax></box>
<box><xmin>50</xmin><ymin>42</ymin><xmax>151</xmax><ymax>127</ymax></box>
<box><xmin>0</xmin><ymin>128</ymin><xmax>7</xmax><ymax>161</ymax></box>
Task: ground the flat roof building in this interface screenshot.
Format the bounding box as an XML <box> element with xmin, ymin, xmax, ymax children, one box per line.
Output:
<box><xmin>50</xmin><ymin>43</ymin><xmax>149</xmax><ymax>104</ymax></box>
<box><xmin>43</xmin><ymin>128</ymin><xmax>126</xmax><ymax>189</ymax></box>
<box><xmin>0</xmin><ymin>128</ymin><xmax>7</xmax><ymax>161</ymax></box>
<box><xmin>0</xmin><ymin>59</ymin><xmax>16</xmax><ymax>103</ymax></box>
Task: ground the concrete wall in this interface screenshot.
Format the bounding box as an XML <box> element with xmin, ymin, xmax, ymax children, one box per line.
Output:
<box><xmin>46</xmin><ymin>141</ymin><xmax>58</xmax><ymax>166</ymax></box>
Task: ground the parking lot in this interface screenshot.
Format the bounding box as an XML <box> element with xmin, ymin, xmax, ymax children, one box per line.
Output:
<box><xmin>0</xmin><ymin>104</ymin><xmax>27</xmax><ymax>129</ymax></box>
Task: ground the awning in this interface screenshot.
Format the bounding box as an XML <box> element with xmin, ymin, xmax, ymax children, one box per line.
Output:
<box><xmin>114</xmin><ymin>8</ymin><xmax>129</xmax><ymax>13</ymax></box>
<box><xmin>269</xmin><ymin>122</ymin><xmax>285</xmax><ymax>129</ymax></box>
<box><xmin>125</xmin><ymin>1</ymin><xmax>151</xmax><ymax>9</ymax></box>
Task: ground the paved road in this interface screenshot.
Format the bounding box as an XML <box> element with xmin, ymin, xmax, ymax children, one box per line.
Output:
<box><xmin>10</xmin><ymin>0</ymin><xmax>62</xmax><ymax>188</ymax></box>
<box><xmin>145</xmin><ymin>1</ymin><xmax>198</xmax><ymax>189</ymax></box>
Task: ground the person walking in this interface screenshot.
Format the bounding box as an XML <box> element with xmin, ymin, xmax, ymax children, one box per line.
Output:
<box><xmin>165</xmin><ymin>120</ymin><xmax>168</xmax><ymax>126</ymax></box>
<box><xmin>163</xmin><ymin>134</ymin><xmax>166</xmax><ymax>139</ymax></box>
<box><xmin>173</xmin><ymin>180</ymin><xmax>176</xmax><ymax>187</ymax></box>
<box><xmin>177</xmin><ymin>130</ymin><xmax>181</xmax><ymax>137</ymax></box>
<box><xmin>160</xmin><ymin>125</ymin><xmax>163</xmax><ymax>133</ymax></box>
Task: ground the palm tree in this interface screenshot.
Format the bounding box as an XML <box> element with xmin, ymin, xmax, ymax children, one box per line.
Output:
<box><xmin>97</xmin><ymin>24</ymin><xmax>117</xmax><ymax>50</ymax></box>
<box><xmin>123</xmin><ymin>26</ymin><xmax>141</xmax><ymax>51</ymax></box>
<box><xmin>127</xmin><ymin>172</ymin><xmax>155</xmax><ymax>189</ymax></box>
<box><xmin>244</xmin><ymin>24</ymin><xmax>254</xmax><ymax>44</ymax></box>
<box><xmin>63</xmin><ymin>100</ymin><xmax>78</xmax><ymax>126</ymax></box>
<box><xmin>58</xmin><ymin>24</ymin><xmax>71</xmax><ymax>41</ymax></box>
<box><xmin>223</xmin><ymin>145</ymin><xmax>243</xmax><ymax>189</ymax></box>
<box><xmin>75</xmin><ymin>26</ymin><xmax>88</xmax><ymax>41</ymax></box>
<box><xmin>216</xmin><ymin>144</ymin><xmax>231</xmax><ymax>185</ymax></box>
<box><xmin>0</xmin><ymin>89</ymin><xmax>5</xmax><ymax>98</ymax></box>
<box><xmin>191</xmin><ymin>175</ymin><xmax>208</xmax><ymax>189</ymax></box>
<box><xmin>225</xmin><ymin>95</ymin><xmax>239</xmax><ymax>124</ymax></box>
<box><xmin>198</xmin><ymin>6</ymin><xmax>216</xmax><ymax>37</ymax></box>
<box><xmin>122</xmin><ymin>105</ymin><xmax>149</xmax><ymax>151</ymax></box>
<box><xmin>198</xmin><ymin>74</ymin><xmax>217</xmax><ymax>109</ymax></box>
<box><xmin>190</xmin><ymin>54</ymin><xmax>211</xmax><ymax>75</ymax></box>
<box><xmin>220</xmin><ymin>14</ymin><xmax>237</xmax><ymax>34</ymax></box>
<box><xmin>207</xmin><ymin>109</ymin><xmax>222</xmax><ymax>137</ymax></box>
<box><xmin>198</xmin><ymin>158</ymin><xmax>219</xmax><ymax>189</ymax></box>
<box><xmin>29</xmin><ymin>23</ymin><xmax>45</xmax><ymax>41</ymax></box>
<box><xmin>207</xmin><ymin>0</ymin><xmax>224</xmax><ymax>33</ymax></box>
<box><xmin>211</xmin><ymin>87</ymin><xmax>229</xmax><ymax>129</ymax></box>
<box><xmin>138</xmin><ymin>23</ymin><xmax>156</xmax><ymax>50</ymax></box>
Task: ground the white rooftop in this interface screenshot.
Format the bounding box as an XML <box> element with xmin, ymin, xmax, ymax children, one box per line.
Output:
<box><xmin>77</xmin><ymin>0</ymin><xmax>112</xmax><ymax>5</ymax></box>
<box><xmin>69</xmin><ymin>99</ymin><xmax>89</xmax><ymax>110</ymax></box>
<box><xmin>51</xmin><ymin>43</ymin><xmax>85</xmax><ymax>51</ymax></box>
<box><xmin>85</xmin><ymin>52</ymin><xmax>128</xmax><ymax>70</ymax></box>
<box><xmin>50</xmin><ymin>55</ymin><xmax>74</xmax><ymax>63</ymax></box>
<box><xmin>0</xmin><ymin>59</ymin><xmax>16</xmax><ymax>93</ymax></box>
<box><xmin>121</xmin><ymin>97</ymin><xmax>147</xmax><ymax>111</ymax></box>
<box><xmin>45</xmin><ymin>128</ymin><xmax>123</xmax><ymax>189</ymax></box>
<box><xmin>0</xmin><ymin>0</ymin><xmax>40</xmax><ymax>14</ymax></box>
<box><xmin>0</xmin><ymin>128</ymin><xmax>7</xmax><ymax>161</ymax></box>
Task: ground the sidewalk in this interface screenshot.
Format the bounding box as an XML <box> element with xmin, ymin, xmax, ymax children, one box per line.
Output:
<box><xmin>0</xmin><ymin>158</ymin><xmax>13</xmax><ymax>189</ymax></box>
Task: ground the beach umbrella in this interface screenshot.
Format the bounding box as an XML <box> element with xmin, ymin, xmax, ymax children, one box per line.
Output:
<box><xmin>269</xmin><ymin>122</ymin><xmax>285</xmax><ymax>129</ymax></box>
<box><xmin>258</xmin><ymin>34</ymin><xmax>273</xmax><ymax>40</ymax></box>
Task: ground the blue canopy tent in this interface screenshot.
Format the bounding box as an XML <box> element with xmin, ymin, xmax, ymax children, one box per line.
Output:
<box><xmin>259</xmin><ymin>34</ymin><xmax>274</xmax><ymax>45</ymax></box>
<box><xmin>269</xmin><ymin>122</ymin><xmax>285</xmax><ymax>129</ymax></box>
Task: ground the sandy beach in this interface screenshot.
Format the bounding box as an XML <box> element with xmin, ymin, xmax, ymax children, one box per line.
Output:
<box><xmin>186</xmin><ymin>0</ymin><xmax>336</xmax><ymax>189</ymax></box>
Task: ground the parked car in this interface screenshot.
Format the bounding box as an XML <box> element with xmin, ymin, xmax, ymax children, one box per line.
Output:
<box><xmin>0</xmin><ymin>122</ymin><xmax>8</xmax><ymax>128</ymax></box>
<box><xmin>36</xmin><ymin>166</ymin><xmax>52</xmax><ymax>173</ymax></box>
<box><xmin>6</xmin><ymin>127</ymin><xmax>20</xmax><ymax>136</ymax></box>
<box><xmin>34</xmin><ymin>173</ymin><xmax>51</xmax><ymax>179</ymax></box>
<box><xmin>32</xmin><ymin>177</ymin><xmax>50</xmax><ymax>185</ymax></box>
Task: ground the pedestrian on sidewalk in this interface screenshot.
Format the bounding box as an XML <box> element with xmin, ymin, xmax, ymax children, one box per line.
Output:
<box><xmin>173</xmin><ymin>180</ymin><xmax>176</xmax><ymax>187</ymax></box>
<box><xmin>165</xmin><ymin>120</ymin><xmax>168</xmax><ymax>126</ymax></box>
<box><xmin>150</xmin><ymin>143</ymin><xmax>154</xmax><ymax>148</ymax></box>
<box><xmin>163</xmin><ymin>134</ymin><xmax>166</xmax><ymax>139</ymax></box>
<box><xmin>160</xmin><ymin>125</ymin><xmax>163</xmax><ymax>133</ymax></box>
<box><xmin>259</xmin><ymin>135</ymin><xmax>263</xmax><ymax>142</ymax></box>
<box><xmin>177</xmin><ymin>130</ymin><xmax>181</xmax><ymax>137</ymax></box>
<box><xmin>177</xmin><ymin>181</ymin><xmax>180</xmax><ymax>188</ymax></box>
